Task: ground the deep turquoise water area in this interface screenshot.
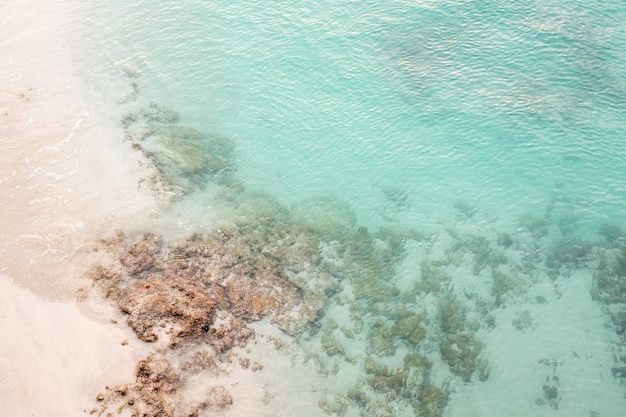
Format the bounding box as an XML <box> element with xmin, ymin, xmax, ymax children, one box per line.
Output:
<box><xmin>68</xmin><ymin>0</ymin><xmax>626</xmax><ymax>415</ymax></box>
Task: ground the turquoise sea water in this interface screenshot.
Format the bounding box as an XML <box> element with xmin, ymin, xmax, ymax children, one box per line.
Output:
<box><xmin>66</xmin><ymin>1</ymin><xmax>626</xmax><ymax>415</ymax></box>
<box><xmin>70</xmin><ymin>0</ymin><xmax>626</xmax><ymax>229</ymax></box>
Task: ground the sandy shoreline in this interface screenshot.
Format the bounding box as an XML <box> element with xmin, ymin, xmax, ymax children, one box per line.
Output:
<box><xmin>0</xmin><ymin>0</ymin><xmax>158</xmax><ymax>300</ymax></box>
<box><xmin>0</xmin><ymin>1</ymin><xmax>159</xmax><ymax>414</ymax></box>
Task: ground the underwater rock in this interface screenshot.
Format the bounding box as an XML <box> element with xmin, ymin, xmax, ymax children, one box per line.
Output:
<box><xmin>94</xmin><ymin>356</ymin><xmax>234</xmax><ymax>417</ymax></box>
<box><xmin>496</xmin><ymin>232</ymin><xmax>514</xmax><ymax>248</ymax></box>
<box><xmin>610</xmin><ymin>311</ymin><xmax>626</xmax><ymax>335</ymax></box>
<box><xmin>206</xmin><ymin>313</ymin><xmax>255</xmax><ymax>353</ymax></box>
<box><xmin>546</xmin><ymin>241</ymin><xmax>595</xmax><ymax>275</ymax></box>
<box><xmin>319</xmin><ymin>396</ymin><xmax>348</xmax><ymax>416</ymax></box>
<box><xmin>120</xmin><ymin>102</ymin><xmax>179</xmax><ymax>128</ymax></box>
<box><xmin>598</xmin><ymin>223</ymin><xmax>626</xmax><ymax>245</ymax></box>
<box><xmin>368</xmin><ymin>320</ymin><xmax>396</xmax><ymax>357</ymax></box>
<box><xmin>368</xmin><ymin>334</ymin><xmax>396</xmax><ymax>357</ymax></box>
<box><xmin>611</xmin><ymin>366</ymin><xmax>626</xmax><ymax>378</ymax></box>
<box><xmin>321</xmin><ymin>331</ymin><xmax>346</xmax><ymax>357</ymax></box>
<box><xmin>440</xmin><ymin>333</ymin><xmax>485</xmax><ymax>382</ymax></box>
<box><xmin>225</xmin><ymin>272</ymin><xmax>294</xmax><ymax>322</ymax></box>
<box><xmin>491</xmin><ymin>269</ymin><xmax>520</xmax><ymax>307</ymax></box>
<box><xmin>369</xmin><ymin>371</ymin><xmax>406</xmax><ymax>394</ymax></box>
<box><xmin>438</xmin><ymin>297</ymin><xmax>466</xmax><ymax>334</ymax></box>
<box><xmin>512</xmin><ymin>310</ymin><xmax>535</xmax><ymax>331</ymax></box>
<box><xmin>346</xmin><ymin>388</ymin><xmax>370</xmax><ymax>407</ymax></box>
<box><xmin>535</xmin><ymin>380</ymin><xmax>560</xmax><ymax>410</ymax></box>
<box><xmin>392</xmin><ymin>310</ymin><xmax>426</xmax><ymax>345</ymax></box>
<box><xmin>593</xmin><ymin>268</ymin><xmax>626</xmax><ymax>305</ymax></box>
<box><xmin>117</xmin><ymin>274</ymin><xmax>222</xmax><ymax>345</ymax></box>
<box><xmin>415</xmin><ymin>385</ymin><xmax>448</xmax><ymax>417</ymax></box>
<box><xmin>120</xmin><ymin>233</ymin><xmax>163</xmax><ymax>275</ymax></box>
<box><xmin>364</xmin><ymin>356</ymin><xmax>392</xmax><ymax>377</ymax></box>
<box><xmin>140</xmin><ymin>102</ymin><xmax>180</xmax><ymax>124</ymax></box>
<box><xmin>129</xmin><ymin>123</ymin><xmax>236</xmax><ymax>195</ymax></box>
<box><xmin>518</xmin><ymin>215</ymin><xmax>550</xmax><ymax>238</ymax></box>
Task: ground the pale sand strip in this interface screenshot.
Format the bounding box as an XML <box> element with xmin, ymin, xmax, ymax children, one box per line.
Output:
<box><xmin>0</xmin><ymin>1</ymin><xmax>158</xmax><ymax>415</ymax></box>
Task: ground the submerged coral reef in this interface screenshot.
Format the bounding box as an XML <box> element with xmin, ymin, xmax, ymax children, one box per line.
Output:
<box><xmin>85</xmin><ymin>96</ymin><xmax>626</xmax><ymax>416</ymax></box>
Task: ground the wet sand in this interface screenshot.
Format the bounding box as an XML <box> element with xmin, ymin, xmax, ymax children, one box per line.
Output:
<box><xmin>0</xmin><ymin>1</ymin><xmax>157</xmax><ymax>414</ymax></box>
<box><xmin>0</xmin><ymin>0</ymin><xmax>157</xmax><ymax>299</ymax></box>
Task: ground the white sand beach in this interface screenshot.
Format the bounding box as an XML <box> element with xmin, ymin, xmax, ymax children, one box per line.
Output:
<box><xmin>1</xmin><ymin>1</ymin><xmax>158</xmax><ymax>414</ymax></box>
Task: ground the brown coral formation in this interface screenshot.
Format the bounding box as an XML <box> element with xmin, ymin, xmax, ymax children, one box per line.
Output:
<box><xmin>92</xmin><ymin>356</ymin><xmax>235</xmax><ymax>417</ymax></box>
<box><xmin>89</xmin><ymin>221</ymin><xmax>332</xmax><ymax>416</ymax></box>
<box><xmin>120</xmin><ymin>233</ymin><xmax>163</xmax><ymax>275</ymax></box>
<box><xmin>117</xmin><ymin>276</ymin><xmax>222</xmax><ymax>345</ymax></box>
<box><xmin>92</xmin><ymin>225</ymin><xmax>326</xmax><ymax>348</ymax></box>
<box><xmin>93</xmin><ymin>356</ymin><xmax>179</xmax><ymax>417</ymax></box>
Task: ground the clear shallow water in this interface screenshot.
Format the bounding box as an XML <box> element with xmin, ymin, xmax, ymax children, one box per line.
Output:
<box><xmin>65</xmin><ymin>0</ymin><xmax>626</xmax><ymax>415</ymax></box>
<box><xmin>70</xmin><ymin>0</ymin><xmax>626</xmax><ymax>230</ymax></box>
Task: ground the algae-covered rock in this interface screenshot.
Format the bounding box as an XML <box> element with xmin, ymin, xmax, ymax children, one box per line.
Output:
<box><xmin>545</xmin><ymin>241</ymin><xmax>594</xmax><ymax>274</ymax></box>
<box><xmin>369</xmin><ymin>334</ymin><xmax>396</xmax><ymax>357</ymax></box>
<box><xmin>319</xmin><ymin>396</ymin><xmax>348</xmax><ymax>416</ymax></box>
<box><xmin>512</xmin><ymin>310</ymin><xmax>535</xmax><ymax>331</ymax></box>
<box><xmin>154</xmin><ymin>125</ymin><xmax>234</xmax><ymax>175</ymax></box>
<box><xmin>536</xmin><ymin>379</ymin><xmax>560</xmax><ymax>410</ymax></box>
<box><xmin>346</xmin><ymin>388</ymin><xmax>370</xmax><ymax>407</ymax></box>
<box><xmin>416</xmin><ymin>261</ymin><xmax>450</xmax><ymax>294</ymax></box>
<box><xmin>369</xmin><ymin>371</ymin><xmax>406</xmax><ymax>394</ymax></box>
<box><xmin>321</xmin><ymin>332</ymin><xmax>346</xmax><ymax>357</ymax></box>
<box><xmin>368</xmin><ymin>320</ymin><xmax>396</xmax><ymax>357</ymax></box>
<box><xmin>491</xmin><ymin>269</ymin><xmax>518</xmax><ymax>307</ymax></box>
<box><xmin>593</xmin><ymin>268</ymin><xmax>626</xmax><ymax>304</ymax></box>
<box><xmin>135</xmin><ymin>125</ymin><xmax>236</xmax><ymax>194</ymax></box>
<box><xmin>392</xmin><ymin>310</ymin><xmax>426</xmax><ymax>346</ymax></box>
<box><xmin>440</xmin><ymin>333</ymin><xmax>485</xmax><ymax>382</ymax></box>
<box><xmin>438</xmin><ymin>297</ymin><xmax>466</xmax><ymax>334</ymax></box>
<box><xmin>415</xmin><ymin>385</ymin><xmax>448</xmax><ymax>417</ymax></box>
<box><xmin>364</xmin><ymin>356</ymin><xmax>392</xmax><ymax>377</ymax></box>
<box><xmin>140</xmin><ymin>102</ymin><xmax>180</xmax><ymax>124</ymax></box>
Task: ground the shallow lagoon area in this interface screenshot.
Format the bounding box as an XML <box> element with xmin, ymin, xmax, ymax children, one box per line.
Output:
<box><xmin>3</xmin><ymin>0</ymin><xmax>626</xmax><ymax>416</ymax></box>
